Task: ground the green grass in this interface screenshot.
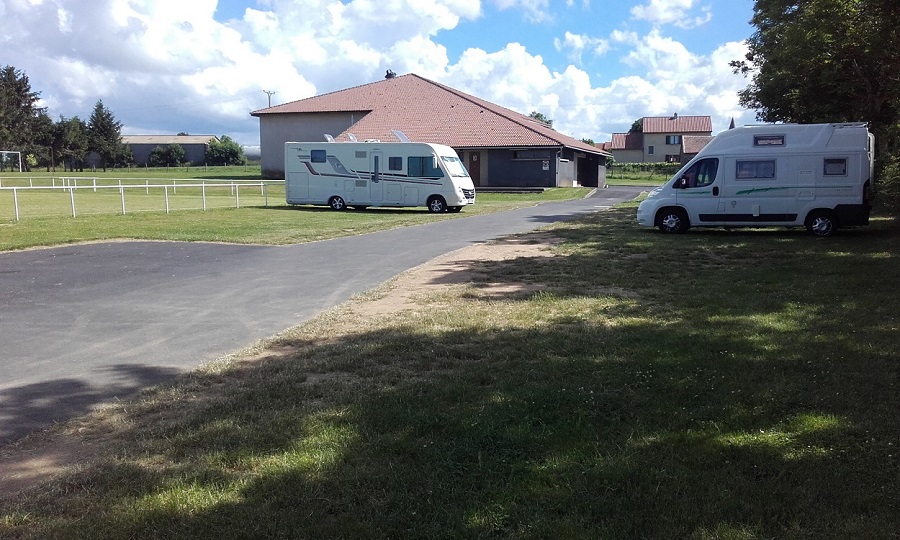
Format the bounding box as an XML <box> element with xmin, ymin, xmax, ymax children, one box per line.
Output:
<box><xmin>0</xmin><ymin>185</ymin><xmax>590</xmax><ymax>250</ymax></box>
<box><xmin>2</xmin><ymin>204</ymin><xmax>898</xmax><ymax>538</ymax></box>
<box><xmin>606</xmin><ymin>169</ymin><xmax>670</xmax><ymax>186</ymax></box>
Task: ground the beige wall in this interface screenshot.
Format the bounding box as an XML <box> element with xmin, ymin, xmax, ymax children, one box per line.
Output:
<box><xmin>642</xmin><ymin>134</ymin><xmax>682</xmax><ymax>163</ymax></box>
<box><xmin>258</xmin><ymin>112</ymin><xmax>365</xmax><ymax>178</ymax></box>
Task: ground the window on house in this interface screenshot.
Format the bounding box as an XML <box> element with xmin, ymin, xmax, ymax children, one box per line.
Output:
<box><xmin>665</xmin><ymin>135</ymin><xmax>682</xmax><ymax>145</ymax></box>
<box><xmin>736</xmin><ymin>160</ymin><xmax>776</xmax><ymax>179</ymax></box>
<box><xmin>753</xmin><ymin>134</ymin><xmax>785</xmax><ymax>147</ymax></box>
<box><xmin>388</xmin><ymin>156</ymin><xmax>403</xmax><ymax>171</ymax></box>
<box><xmin>408</xmin><ymin>156</ymin><xmax>444</xmax><ymax>178</ymax></box>
<box><xmin>647</xmin><ymin>145</ymin><xmax>655</xmax><ymax>155</ymax></box>
<box><xmin>665</xmin><ymin>154</ymin><xmax>680</xmax><ymax>163</ymax></box>
<box><xmin>824</xmin><ymin>158</ymin><xmax>847</xmax><ymax>176</ymax></box>
<box><xmin>311</xmin><ymin>149</ymin><xmax>327</xmax><ymax>163</ymax></box>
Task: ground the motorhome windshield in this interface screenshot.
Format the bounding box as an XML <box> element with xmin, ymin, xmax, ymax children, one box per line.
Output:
<box><xmin>441</xmin><ymin>155</ymin><xmax>470</xmax><ymax>177</ymax></box>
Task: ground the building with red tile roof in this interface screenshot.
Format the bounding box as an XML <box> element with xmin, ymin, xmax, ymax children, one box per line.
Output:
<box><xmin>251</xmin><ymin>73</ymin><xmax>610</xmax><ymax>187</ymax></box>
<box><xmin>601</xmin><ymin>115</ymin><xmax>713</xmax><ymax>164</ymax></box>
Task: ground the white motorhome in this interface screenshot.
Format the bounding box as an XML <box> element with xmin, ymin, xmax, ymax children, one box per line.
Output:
<box><xmin>284</xmin><ymin>140</ymin><xmax>476</xmax><ymax>212</ymax></box>
<box><xmin>637</xmin><ymin>123</ymin><xmax>874</xmax><ymax>237</ymax></box>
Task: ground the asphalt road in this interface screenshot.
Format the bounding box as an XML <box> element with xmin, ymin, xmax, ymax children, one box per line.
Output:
<box><xmin>0</xmin><ymin>186</ymin><xmax>645</xmax><ymax>444</ymax></box>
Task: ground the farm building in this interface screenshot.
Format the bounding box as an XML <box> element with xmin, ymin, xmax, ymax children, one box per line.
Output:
<box><xmin>122</xmin><ymin>135</ymin><xmax>218</xmax><ymax>166</ymax></box>
<box><xmin>250</xmin><ymin>74</ymin><xmax>610</xmax><ymax>188</ymax></box>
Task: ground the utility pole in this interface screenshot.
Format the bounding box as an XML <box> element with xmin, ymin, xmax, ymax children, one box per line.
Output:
<box><xmin>263</xmin><ymin>90</ymin><xmax>275</xmax><ymax>108</ymax></box>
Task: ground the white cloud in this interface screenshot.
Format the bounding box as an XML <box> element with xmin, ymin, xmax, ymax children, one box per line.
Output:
<box><xmin>492</xmin><ymin>0</ymin><xmax>552</xmax><ymax>23</ymax></box>
<box><xmin>630</xmin><ymin>0</ymin><xmax>712</xmax><ymax>29</ymax></box>
<box><xmin>1</xmin><ymin>0</ymin><xmax>754</xmax><ymax>145</ymax></box>
<box><xmin>554</xmin><ymin>31</ymin><xmax>610</xmax><ymax>65</ymax></box>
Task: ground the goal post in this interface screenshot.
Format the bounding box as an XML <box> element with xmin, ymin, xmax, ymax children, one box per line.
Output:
<box><xmin>0</xmin><ymin>151</ymin><xmax>23</xmax><ymax>172</ymax></box>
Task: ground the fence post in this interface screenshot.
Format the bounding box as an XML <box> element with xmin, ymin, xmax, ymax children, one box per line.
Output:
<box><xmin>70</xmin><ymin>186</ymin><xmax>76</xmax><ymax>217</ymax></box>
<box><xmin>165</xmin><ymin>185</ymin><xmax>170</xmax><ymax>214</ymax></box>
<box><xmin>13</xmin><ymin>188</ymin><xmax>19</xmax><ymax>221</ymax></box>
<box><xmin>235</xmin><ymin>183</ymin><xmax>240</xmax><ymax>208</ymax></box>
<box><xmin>120</xmin><ymin>185</ymin><xmax>126</xmax><ymax>215</ymax></box>
<box><xmin>202</xmin><ymin>182</ymin><xmax>206</xmax><ymax>211</ymax></box>
<box><xmin>93</xmin><ymin>178</ymin><xmax>98</xmax><ymax>192</ymax></box>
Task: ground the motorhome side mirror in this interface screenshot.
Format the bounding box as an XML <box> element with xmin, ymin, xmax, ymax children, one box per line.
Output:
<box><xmin>674</xmin><ymin>177</ymin><xmax>687</xmax><ymax>189</ymax></box>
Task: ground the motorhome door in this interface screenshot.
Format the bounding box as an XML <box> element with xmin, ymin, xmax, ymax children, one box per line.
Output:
<box><xmin>370</xmin><ymin>151</ymin><xmax>383</xmax><ymax>203</ymax></box>
<box><xmin>674</xmin><ymin>157</ymin><xmax>723</xmax><ymax>225</ymax></box>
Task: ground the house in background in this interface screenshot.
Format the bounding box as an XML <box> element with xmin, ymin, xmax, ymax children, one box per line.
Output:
<box><xmin>250</xmin><ymin>74</ymin><xmax>611</xmax><ymax>188</ymax></box>
<box><xmin>680</xmin><ymin>135</ymin><xmax>714</xmax><ymax>163</ymax></box>
<box><xmin>122</xmin><ymin>135</ymin><xmax>218</xmax><ymax>165</ymax></box>
<box><xmin>603</xmin><ymin>115</ymin><xmax>713</xmax><ymax>164</ymax></box>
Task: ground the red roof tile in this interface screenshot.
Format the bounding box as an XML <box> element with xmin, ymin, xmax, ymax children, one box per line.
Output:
<box><xmin>609</xmin><ymin>132</ymin><xmax>642</xmax><ymax>150</ymax></box>
<box><xmin>642</xmin><ymin>115</ymin><xmax>712</xmax><ymax>134</ymax></box>
<box><xmin>682</xmin><ymin>135</ymin><xmax>713</xmax><ymax>154</ymax></box>
<box><xmin>251</xmin><ymin>74</ymin><xmax>608</xmax><ymax>156</ymax></box>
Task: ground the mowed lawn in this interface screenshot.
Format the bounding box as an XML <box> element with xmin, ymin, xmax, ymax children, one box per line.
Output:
<box><xmin>1</xmin><ymin>195</ymin><xmax>898</xmax><ymax>538</ymax></box>
<box><xmin>0</xmin><ymin>170</ymin><xmax>592</xmax><ymax>250</ymax></box>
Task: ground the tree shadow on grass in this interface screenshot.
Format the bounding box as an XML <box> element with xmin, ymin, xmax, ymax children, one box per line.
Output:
<box><xmin>4</xmin><ymin>208</ymin><xmax>898</xmax><ymax>539</ymax></box>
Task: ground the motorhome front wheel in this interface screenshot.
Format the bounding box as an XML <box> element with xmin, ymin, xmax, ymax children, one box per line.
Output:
<box><xmin>427</xmin><ymin>196</ymin><xmax>448</xmax><ymax>213</ymax></box>
<box><xmin>657</xmin><ymin>208</ymin><xmax>690</xmax><ymax>233</ymax></box>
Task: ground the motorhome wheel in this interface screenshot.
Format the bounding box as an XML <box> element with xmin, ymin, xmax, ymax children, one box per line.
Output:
<box><xmin>657</xmin><ymin>208</ymin><xmax>690</xmax><ymax>233</ymax></box>
<box><xmin>805</xmin><ymin>211</ymin><xmax>836</xmax><ymax>237</ymax></box>
<box><xmin>427</xmin><ymin>196</ymin><xmax>447</xmax><ymax>213</ymax></box>
<box><xmin>329</xmin><ymin>196</ymin><xmax>347</xmax><ymax>211</ymax></box>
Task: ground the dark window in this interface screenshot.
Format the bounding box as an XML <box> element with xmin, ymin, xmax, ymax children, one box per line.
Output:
<box><xmin>824</xmin><ymin>158</ymin><xmax>847</xmax><ymax>176</ymax></box>
<box><xmin>753</xmin><ymin>134</ymin><xmax>785</xmax><ymax>147</ymax></box>
<box><xmin>311</xmin><ymin>149</ymin><xmax>327</xmax><ymax>163</ymax></box>
<box><xmin>647</xmin><ymin>145</ymin><xmax>655</xmax><ymax>155</ymax></box>
<box><xmin>666</xmin><ymin>135</ymin><xmax>682</xmax><ymax>145</ymax></box>
<box><xmin>388</xmin><ymin>156</ymin><xmax>402</xmax><ymax>171</ymax></box>
<box><xmin>408</xmin><ymin>156</ymin><xmax>444</xmax><ymax>178</ymax></box>
<box><xmin>679</xmin><ymin>158</ymin><xmax>719</xmax><ymax>188</ymax></box>
<box><xmin>736</xmin><ymin>160</ymin><xmax>776</xmax><ymax>179</ymax></box>
<box><xmin>665</xmin><ymin>154</ymin><xmax>680</xmax><ymax>163</ymax></box>
<box><xmin>513</xmin><ymin>150</ymin><xmax>553</xmax><ymax>160</ymax></box>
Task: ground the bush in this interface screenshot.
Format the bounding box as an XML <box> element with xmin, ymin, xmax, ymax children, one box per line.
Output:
<box><xmin>875</xmin><ymin>155</ymin><xmax>900</xmax><ymax>215</ymax></box>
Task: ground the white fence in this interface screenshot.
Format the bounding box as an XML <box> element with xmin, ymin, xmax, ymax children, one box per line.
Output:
<box><xmin>0</xmin><ymin>180</ymin><xmax>281</xmax><ymax>221</ymax></box>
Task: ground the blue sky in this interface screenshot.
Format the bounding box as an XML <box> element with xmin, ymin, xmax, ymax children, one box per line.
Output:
<box><xmin>1</xmin><ymin>0</ymin><xmax>758</xmax><ymax>147</ymax></box>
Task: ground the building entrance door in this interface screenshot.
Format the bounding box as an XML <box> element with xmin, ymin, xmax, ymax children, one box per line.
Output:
<box><xmin>468</xmin><ymin>152</ymin><xmax>482</xmax><ymax>187</ymax></box>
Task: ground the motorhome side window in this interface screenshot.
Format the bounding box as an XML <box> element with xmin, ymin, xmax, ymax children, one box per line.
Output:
<box><xmin>408</xmin><ymin>156</ymin><xmax>444</xmax><ymax>178</ymax></box>
<box><xmin>735</xmin><ymin>160</ymin><xmax>776</xmax><ymax>180</ymax></box>
<box><xmin>679</xmin><ymin>158</ymin><xmax>719</xmax><ymax>187</ymax></box>
<box><xmin>824</xmin><ymin>158</ymin><xmax>847</xmax><ymax>176</ymax></box>
<box><xmin>388</xmin><ymin>157</ymin><xmax>403</xmax><ymax>171</ymax></box>
<box><xmin>311</xmin><ymin>149</ymin><xmax>327</xmax><ymax>163</ymax></box>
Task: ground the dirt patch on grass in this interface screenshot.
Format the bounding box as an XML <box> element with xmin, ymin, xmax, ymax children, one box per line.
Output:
<box><xmin>0</xmin><ymin>233</ymin><xmax>560</xmax><ymax>500</ymax></box>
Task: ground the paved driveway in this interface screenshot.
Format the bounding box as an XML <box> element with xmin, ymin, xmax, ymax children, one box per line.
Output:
<box><xmin>0</xmin><ymin>187</ymin><xmax>645</xmax><ymax>443</ymax></box>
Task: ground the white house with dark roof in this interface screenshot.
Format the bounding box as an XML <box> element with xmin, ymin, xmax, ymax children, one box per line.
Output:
<box><xmin>603</xmin><ymin>115</ymin><xmax>713</xmax><ymax>164</ymax></box>
<box><xmin>250</xmin><ymin>74</ymin><xmax>611</xmax><ymax>188</ymax></box>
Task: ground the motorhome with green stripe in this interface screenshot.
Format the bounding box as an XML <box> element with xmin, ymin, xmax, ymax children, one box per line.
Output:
<box><xmin>636</xmin><ymin>123</ymin><xmax>873</xmax><ymax>237</ymax></box>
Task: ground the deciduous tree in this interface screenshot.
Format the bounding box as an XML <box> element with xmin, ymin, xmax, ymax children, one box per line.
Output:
<box><xmin>205</xmin><ymin>135</ymin><xmax>246</xmax><ymax>166</ymax></box>
<box><xmin>732</xmin><ymin>0</ymin><xmax>900</xmax><ymax>156</ymax></box>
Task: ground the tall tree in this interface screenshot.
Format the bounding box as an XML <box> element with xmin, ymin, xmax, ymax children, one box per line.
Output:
<box><xmin>53</xmin><ymin>116</ymin><xmax>89</xmax><ymax>171</ymax></box>
<box><xmin>732</xmin><ymin>0</ymin><xmax>900</xmax><ymax>156</ymax></box>
<box><xmin>0</xmin><ymin>65</ymin><xmax>47</xmax><ymax>156</ymax></box>
<box><xmin>87</xmin><ymin>100</ymin><xmax>124</xmax><ymax>171</ymax></box>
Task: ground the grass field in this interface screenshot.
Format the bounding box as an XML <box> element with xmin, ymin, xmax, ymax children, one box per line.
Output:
<box><xmin>1</xmin><ymin>199</ymin><xmax>898</xmax><ymax>539</ymax></box>
<box><xmin>0</xmin><ymin>175</ymin><xmax>592</xmax><ymax>251</ymax></box>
